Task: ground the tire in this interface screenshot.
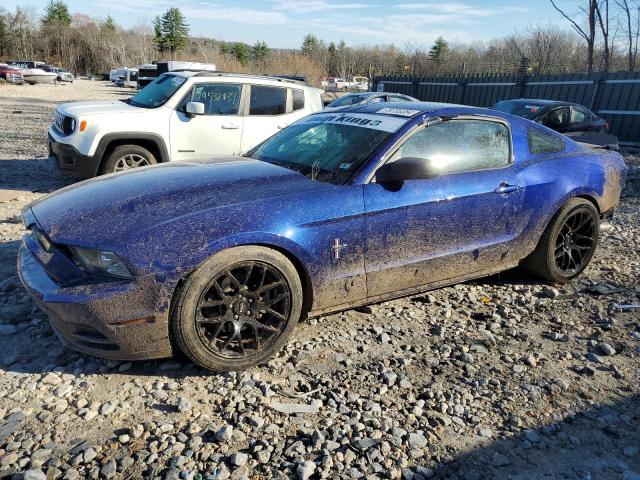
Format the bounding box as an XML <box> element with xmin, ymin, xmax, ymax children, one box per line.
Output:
<box><xmin>171</xmin><ymin>246</ymin><xmax>303</xmax><ymax>371</ymax></box>
<box><xmin>524</xmin><ymin>198</ymin><xmax>599</xmax><ymax>283</ymax></box>
<box><xmin>101</xmin><ymin>144</ymin><xmax>157</xmax><ymax>174</ymax></box>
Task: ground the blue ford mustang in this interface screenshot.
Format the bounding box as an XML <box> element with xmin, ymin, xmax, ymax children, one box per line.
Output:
<box><xmin>18</xmin><ymin>103</ymin><xmax>627</xmax><ymax>371</ymax></box>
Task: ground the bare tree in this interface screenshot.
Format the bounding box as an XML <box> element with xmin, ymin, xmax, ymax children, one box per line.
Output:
<box><xmin>595</xmin><ymin>0</ymin><xmax>612</xmax><ymax>71</ymax></box>
<box><xmin>550</xmin><ymin>0</ymin><xmax>597</xmax><ymax>72</ymax></box>
<box><xmin>616</xmin><ymin>0</ymin><xmax>639</xmax><ymax>70</ymax></box>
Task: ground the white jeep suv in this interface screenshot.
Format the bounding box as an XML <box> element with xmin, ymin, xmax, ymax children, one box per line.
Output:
<box><xmin>48</xmin><ymin>72</ymin><xmax>324</xmax><ymax>177</ymax></box>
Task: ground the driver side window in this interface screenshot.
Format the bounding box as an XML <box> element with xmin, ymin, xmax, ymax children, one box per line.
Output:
<box><xmin>181</xmin><ymin>83</ymin><xmax>242</xmax><ymax>115</ymax></box>
<box><xmin>540</xmin><ymin>107</ymin><xmax>569</xmax><ymax>128</ymax></box>
<box><xmin>389</xmin><ymin>119</ymin><xmax>511</xmax><ymax>174</ymax></box>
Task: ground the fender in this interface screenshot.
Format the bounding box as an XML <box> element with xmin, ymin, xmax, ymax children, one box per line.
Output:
<box><xmin>94</xmin><ymin>132</ymin><xmax>170</xmax><ymax>169</ymax></box>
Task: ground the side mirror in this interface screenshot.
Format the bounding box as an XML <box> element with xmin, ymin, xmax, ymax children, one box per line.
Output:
<box><xmin>376</xmin><ymin>156</ymin><xmax>439</xmax><ymax>183</ymax></box>
<box><xmin>185</xmin><ymin>102</ymin><xmax>205</xmax><ymax>116</ymax></box>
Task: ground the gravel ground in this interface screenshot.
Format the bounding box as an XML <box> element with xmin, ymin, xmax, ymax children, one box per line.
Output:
<box><xmin>0</xmin><ymin>80</ymin><xmax>639</xmax><ymax>480</ymax></box>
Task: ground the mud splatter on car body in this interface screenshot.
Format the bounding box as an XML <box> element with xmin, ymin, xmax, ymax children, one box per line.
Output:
<box><xmin>17</xmin><ymin>102</ymin><xmax>628</xmax><ymax>361</ymax></box>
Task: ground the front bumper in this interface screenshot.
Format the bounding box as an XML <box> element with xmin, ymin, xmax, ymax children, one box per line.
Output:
<box><xmin>48</xmin><ymin>133</ymin><xmax>101</xmax><ymax>178</ymax></box>
<box><xmin>17</xmin><ymin>239</ymin><xmax>174</xmax><ymax>361</ymax></box>
<box><xmin>4</xmin><ymin>73</ymin><xmax>23</xmax><ymax>84</ymax></box>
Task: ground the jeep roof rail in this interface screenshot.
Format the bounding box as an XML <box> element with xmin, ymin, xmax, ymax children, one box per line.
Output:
<box><xmin>189</xmin><ymin>71</ymin><xmax>309</xmax><ymax>86</ymax></box>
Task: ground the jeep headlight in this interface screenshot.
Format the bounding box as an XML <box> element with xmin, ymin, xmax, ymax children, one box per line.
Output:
<box><xmin>68</xmin><ymin>246</ymin><xmax>131</xmax><ymax>280</ymax></box>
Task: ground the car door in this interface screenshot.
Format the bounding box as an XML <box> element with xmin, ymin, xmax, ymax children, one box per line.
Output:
<box><xmin>363</xmin><ymin>117</ymin><xmax>523</xmax><ymax>297</ymax></box>
<box><xmin>240</xmin><ymin>85</ymin><xmax>293</xmax><ymax>153</ymax></box>
<box><xmin>538</xmin><ymin>106</ymin><xmax>570</xmax><ymax>132</ymax></box>
<box><xmin>567</xmin><ymin>105</ymin><xmax>596</xmax><ymax>132</ymax></box>
<box><xmin>169</xmin><ymin>82</ymin><xmax>244</xmax><ymax>161</ymax></box>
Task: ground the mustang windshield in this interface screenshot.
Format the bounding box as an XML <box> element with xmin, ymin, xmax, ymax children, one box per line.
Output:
<box><xmin>249</xmin><ymin>113</ymin><xmax>405</xmax><ymax>184</ymax></box>
<box><xmin>129</xmin><ymin>74</ymin><xmax>186</xmax><ymax>108</ymax></box>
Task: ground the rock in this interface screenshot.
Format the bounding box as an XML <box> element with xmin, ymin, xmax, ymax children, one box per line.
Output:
<box><xmin>524</xmin><ymin>430</ymin><xmax>540</xmax><ymax>443</ymax></box>
<box><xmin>523</xmin><ymin>354</ymin><xmax>537</xmax><ymax>367</ymax></box>
<box><xmin>0</xmin><ymin>325</ymin><xmax>17</xmax><ymax>335</ymax></box>
<box><xmin>268</xmin><ymin>400</ymin><xmax>319</xmax><ymax>415</ymax></box>
<box><xmin>99</xmin><ymin>402</ymin><xmax>116</xmax><ymax>416</ymax></box>
<box><xmin>100</xmin><ymin>459</ymin><xmax>116</xmax><ymax>479</ymax></box>
<box><xmin>623</xmin><ymin>446</ymin><xmax>639</xmax><ymax>458</ymax></box>
<box><xmin>490</xmin><ymin>452</ymin><xmax>510</xmax><ymax>467</ymax></box>
<box><xmin>296</xmin><ymin>461</ymin><xmax>316</xmax><ymax>480</ymax></box>
<box><xmin>354</xmin><ymin>437</ymin><xmax>382</xmax><ymax>450</ymax></box>
<box><xmin>22</xmin><ymin>470</ymin><xmax>46</xmax><ymax>480</ymax></box>
<box><xmin>83</xmin><ymin>448</ymin><xmax>97</xmax><ymax>463</ymax></box>
<box><xmin>599</xmin><ymin>342</ymin><xmax>616</xmax><ymax>356</ymax></box>
<box><xmin>163</xmin><ymin>467</ymin><xmax>180</xmax><ymax>480</ymax></box>
<box><xmin>215</xmin><ymin>425</ymin><xmax>233</xmax><ymax>442</ymax></box>
<box><xmin>478</xmin><ymin>329</ymin><xmax>497</xmax><ymax>347</ymax></box>
<box><xmin>230</xmin><ymin>452</ymin><xmax>248</xmax><ymax>467</ymax></box>
<box><xmin>407</xmin><ymin>433</ymin><xmax>428</xmax><ymax>449</ymax></box>
<box><xmin>177</xmin><ymin>396</ymin><xmax>191</xmax><ymax>413</ymax></box>
<box><xmin>0</xmin><ymin>412</ymin><xmax>25</xmax><ymax>444</ymax></box>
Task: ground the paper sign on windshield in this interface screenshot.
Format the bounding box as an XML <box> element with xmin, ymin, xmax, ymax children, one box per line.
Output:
<box><xmin>301</xmin><ymin>113</ymin><xmax>406</xmax><ymax>132</ymax></box>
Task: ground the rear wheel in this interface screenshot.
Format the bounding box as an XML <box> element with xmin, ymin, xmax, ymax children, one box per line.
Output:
<box><xmin>171</xmin><ymin>246</ymin><xmax>303</xmax><ymax>371</ymax></box>
<box><xmin>101</xmin><ymin>144</ymin><xmax>156</xmax><ymax>174</ymax></box>
<box><xmin>524</xmin><ymin>198</ymin><xmax>599</xmax><ymax>282</ymax></box>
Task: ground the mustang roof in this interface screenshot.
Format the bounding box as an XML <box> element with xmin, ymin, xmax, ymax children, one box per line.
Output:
<box><xmin>330</xmin><ymin>101</ymin><xmax>495</xmax><ymax>119</ymax></box>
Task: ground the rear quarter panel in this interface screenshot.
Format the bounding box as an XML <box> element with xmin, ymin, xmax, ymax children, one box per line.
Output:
<box><xmin>514</xmin><ymin>143</ymin><xmax>626</xmax><ymax>255</ymax></box>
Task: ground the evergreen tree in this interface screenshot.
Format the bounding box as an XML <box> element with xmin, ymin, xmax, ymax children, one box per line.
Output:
<box><xmin>231</xmin><ymin>42</ymin><xmax>250</xmax><ymax>65</ymax></box>
<box><xmin>428</xmin><ymin>36</ymin><xmax>448</xmax><ymax>61</ymax></box>
<box><xmin>301</xmin><ymin>33</ymin><xmax>319</xmax><ymax>56</ymax></box>
<box><xmin>155</xmin><ymin>8</ymin><xmax>189</xmax><ymax>58</ymax></box>
<box><xmin>327</xmin><ymin>41</ymin><xmax>337</xmax><ymax>76</ymax></box>
<box><xmin>153</xmin><ymin>15</ymin><xmax>164</xmax><ymax>53</ymax></box>
<box><xmin>251</xmin><ymin>41</ymin><xmax>269</xmax><ymax>63</ymax></box>
<box><xmin>42</xmin><ymin>0</ymin><xmax>71</xmax><ymax>26</ymax></box>
<box><xmin>102</xmin><ymin>15</ymin><xmax>117</xmax><ymax>33</ymax></box>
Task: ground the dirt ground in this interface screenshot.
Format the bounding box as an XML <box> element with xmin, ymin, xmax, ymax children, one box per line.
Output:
<box><xmin>0</xmin><ymin>80</ymin><xmax>638</xmax><ymax>480</ymax></box>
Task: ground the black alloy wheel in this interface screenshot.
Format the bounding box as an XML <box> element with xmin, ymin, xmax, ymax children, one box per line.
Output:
<box><xmin>554</xmin><ymin>207</ymin><xmax>596</xmax><ymax>275</ymax></box>
<box><xmin>195</xmin><ymin>261</ymin><xmax>292</xmax><ymax>358</ymax></box>
<box><xmin>524</xmin><ymin>198</ymin><xmax>600</xmax><ymax>283</ymax></box>
<box><xmin>171</xmin><ymin>246</ymin><xmax>303</xmax><ymax>371</ymax></box>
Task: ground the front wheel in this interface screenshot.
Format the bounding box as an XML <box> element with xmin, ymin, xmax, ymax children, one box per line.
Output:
<box><xmin>101</xmin><ymin>144</ymin><xmax>156</xmax><ymax>174</ymax></box>
<box><xmin>171</xmin><ymin>247</ymin><xmax>303</xmax><ymax>371</ymax></box>
<box><xmin>524</xmin><ymin>198</ymin><xmax>599</xmax><ymax>282</ymax></box>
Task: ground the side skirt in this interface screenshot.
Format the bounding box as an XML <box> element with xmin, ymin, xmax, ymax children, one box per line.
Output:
<box><xmin>307</xmin><ymin>262</ymin><xmax>520</xmax><ymax>318</ymax></box>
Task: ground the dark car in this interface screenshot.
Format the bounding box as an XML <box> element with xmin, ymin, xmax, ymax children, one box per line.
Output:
<box><xmin>18</xmin><ymin>102</ymin><xmax>627</xmax><ymax>371</ymax></box>
<box><xmin>492</xmin><ymin>99</ymin><xmax>608</xmax><ymax>134</ymax></box>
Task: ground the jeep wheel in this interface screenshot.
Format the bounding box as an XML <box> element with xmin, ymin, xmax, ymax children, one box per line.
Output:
<box><xmin>171</xmin><ymin>246</ymin><xmax>303</xmax><ymax>372</ymax></box>
<box><xmin>102</xmin><ymin>144</ymin><xmax>157</xmax><ymax>174</ymax></box>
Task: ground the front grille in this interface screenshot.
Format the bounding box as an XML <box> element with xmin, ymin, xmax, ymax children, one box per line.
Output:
<box><xmin>53</xmin><ymin>111</ymin><xmax>75</xmax><ymax>135</ymax></box>
<box><xmin>72</xmin><ymin>327</ymin><xmax>120</xmax><ymax>351</ymax></box>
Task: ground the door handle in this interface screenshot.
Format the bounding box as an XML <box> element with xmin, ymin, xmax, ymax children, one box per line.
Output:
<box><xmin>277</xmin><ymin>123</ymin><xmax>288</xmax><ymax>129</ymax></box>
<box><xmin>221</xmin><ymin>123</ymin><xmax>239</xmax><ymax>130</ymax></box>
<box><xmin>494</xmin><ymin>184</ymin><xmax>520</xmax><ymax>194</ymax></box>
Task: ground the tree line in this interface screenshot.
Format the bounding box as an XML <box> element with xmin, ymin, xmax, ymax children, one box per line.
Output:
<box><xmin>0</xmin><ymin>0</ymin><xmax>639</xmax><ymax>86</ymax></box>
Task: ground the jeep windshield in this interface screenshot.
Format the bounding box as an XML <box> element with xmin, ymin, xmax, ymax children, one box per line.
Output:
<box><xmin>128</xmin><ymin>74</ymin><xmax>186</xmax><ymax>108</ymax></box>
<box><xmin>248</xmin><ymin>113</ymin><xmax>406</xmax><ymax>185</ymax></box>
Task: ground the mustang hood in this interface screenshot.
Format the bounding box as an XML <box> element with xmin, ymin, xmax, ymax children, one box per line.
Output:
<box><xmin>29</xmin><ymin>158</ymin><xmax>331</xmax><ymax>248</ymax></box>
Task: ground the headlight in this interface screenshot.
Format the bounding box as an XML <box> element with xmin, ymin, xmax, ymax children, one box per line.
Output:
<box><xmin>68</xmin><ymin>246</ymin><xmax>131</xmax><ymax>280</ymax></box>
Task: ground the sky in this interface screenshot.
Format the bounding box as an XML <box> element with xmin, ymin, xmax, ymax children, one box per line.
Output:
<box><xmin>4</xmin><ymin>0</ymin><xmax>567</xmax><ymax>49</ymax></box>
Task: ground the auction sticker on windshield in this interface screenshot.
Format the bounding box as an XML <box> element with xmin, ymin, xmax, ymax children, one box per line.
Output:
<box><xmin>376</xmin><ymin>107</ymin><xmax>421</xmax><ymax>117</ymax></box>
<box><xmin>300</xmin><ymin>113</ymin><xmax>406</xmax><ymax>132</ymax></box>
